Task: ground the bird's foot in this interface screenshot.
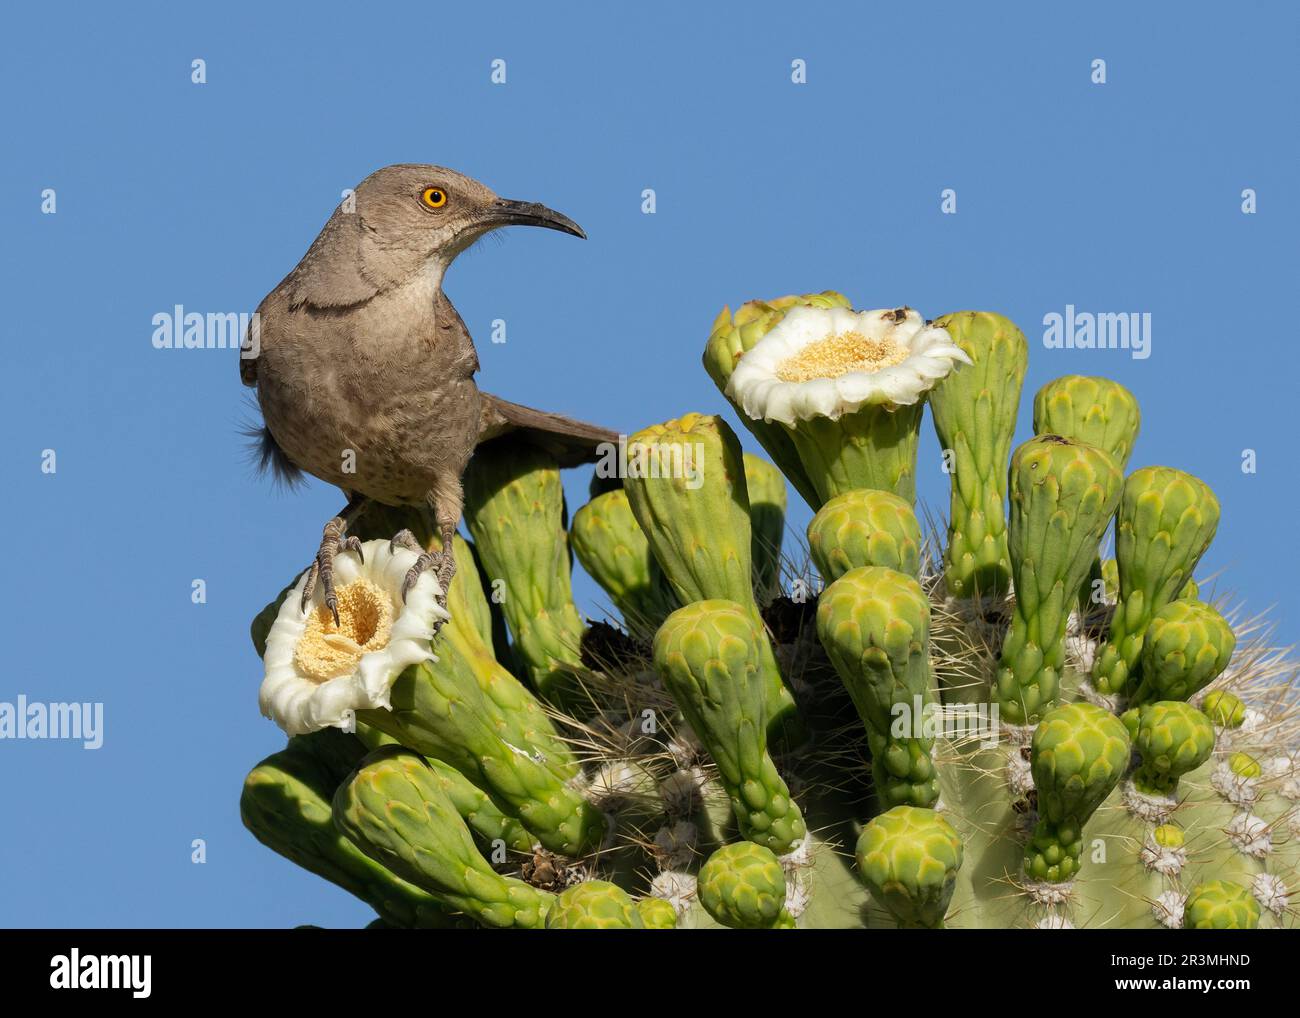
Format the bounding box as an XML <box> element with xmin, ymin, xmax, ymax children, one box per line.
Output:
<box><xmin>300</xmin><ymin>518</ymin><xmax>364</xmax><ymax>626</ymax></box>
<box><xmin>389</xmin><ymin>529</ymin><xmax>457</xmax><ymax>606</ymax></box>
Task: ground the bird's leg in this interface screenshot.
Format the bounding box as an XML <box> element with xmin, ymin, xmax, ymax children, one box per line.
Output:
<box><xmin>393</xmin><ymin>478</ymin><xmax>462</xmax><ymax>606</ymax></box>
<box><xmin>300</xmin><ymin>493</ymin><xmax>368</xmax><ymax>626</ymax></box>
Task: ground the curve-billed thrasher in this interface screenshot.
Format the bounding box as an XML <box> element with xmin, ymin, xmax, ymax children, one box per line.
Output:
<box><xmin>242</xmin><ymin>163</ymin><xmax>614</xmax><ymax>621</ymax></box>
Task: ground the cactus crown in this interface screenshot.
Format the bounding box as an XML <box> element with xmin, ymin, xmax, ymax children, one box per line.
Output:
<box><xmin>243</xmin><ymin>295</ymin><xmax>1298</xmax><ymax>933</ymax></box>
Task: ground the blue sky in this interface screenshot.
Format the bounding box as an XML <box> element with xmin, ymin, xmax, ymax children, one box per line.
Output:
<box><xmin>2</xmin><ymin>2</ymin><xmax>1296</xmax><ymax>927</ymax></box>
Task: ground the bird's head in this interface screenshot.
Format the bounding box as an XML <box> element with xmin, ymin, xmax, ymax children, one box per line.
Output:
<box><xmin>285</xmin><ymin>164</ymin><xmax>585</xmax><ymax>308</ymax></box>
<box><xmin>356</xmin><ymin>163</ymin><xmax>583</xmax><ymax>261</ymax></box>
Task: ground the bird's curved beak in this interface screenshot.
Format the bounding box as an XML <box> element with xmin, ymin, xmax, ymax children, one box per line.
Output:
<box><xmin>485</xmin><ymin>198</ymin><xmax>586</xmax><ymax>239</ymax></box>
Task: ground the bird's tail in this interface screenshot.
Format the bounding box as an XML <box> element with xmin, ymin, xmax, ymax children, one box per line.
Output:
<box><xmin>240</xmin><ymin>414</ymin><xmax>306</xmax><ymax>489</ymax></box>
<box><xmin>478</xmin><ymin>392</ymin><xmax>619</xmax><ymax>467</ymax></box>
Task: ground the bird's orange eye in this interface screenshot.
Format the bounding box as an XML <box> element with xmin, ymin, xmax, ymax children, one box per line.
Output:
<box><xmin>421</xmin><ymin>187</ymin><xmax>448</xmax><ymax>209</ymax></box>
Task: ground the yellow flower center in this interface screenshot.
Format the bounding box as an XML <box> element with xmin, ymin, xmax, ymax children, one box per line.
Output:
<box><xmin>775</xmin><ymin>331</ymin><xmax>909</xmax><ymax>382</ymax></box>
<box><xmin>294</xmin><ymin>577</ymin><xmax>395</xmax><ymax>683</ymax></box>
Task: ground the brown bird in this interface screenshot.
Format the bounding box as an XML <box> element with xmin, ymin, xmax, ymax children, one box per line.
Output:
<box><xmin>241</xmin><ymin>163</ymin><xmax>614</xmax><ymax>622</ymax></box>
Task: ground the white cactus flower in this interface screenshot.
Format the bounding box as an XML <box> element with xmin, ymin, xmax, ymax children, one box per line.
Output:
<box><xmin>258</xmin><ymin>539</ymin><xmax>447</xmax><ymax>736</ymax></box>
<box><xmin>725</xmin><ymin>305</ymin><xmax>970</xmax><ymax>425</ymax></box>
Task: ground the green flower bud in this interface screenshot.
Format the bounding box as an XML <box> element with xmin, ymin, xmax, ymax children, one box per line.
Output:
<box><xmin>545</xmin><ymin>881</ymin><xmax>643</xmax><ymax>929</ymax></box>
<box><xmin>626</xmin><ymin>414</ymin><xmax>799</xmax><ymax>738</ymax></box>
<box><xmin>929</xmin><ymin>311</ymin><xmax>1028</xmax><ymax>599</ymax></box>
<box><xmin>1093</xmin><ymin>467</ymin><xmax>1220</xmax><ymax>696</ymax></box>
<box><xmin>1182</xmin><ymin>881</ymin><xmax>1261</xmax><ymax>929</ymax></box>
<box><xmin>816</xmin><ymin>566</ymin><xmax>938</xmax><ymax>808</ymax></box>
<box><xmin>570</xmin><ymin>488</ymin><xmax>678</xmax><ymax>636</ymax></box>
<box><xmin>241</xmin><ymin>733</ymin><xmax>458</xmax><ymax>928</ymax></box>
<box><xmin>1152</xmin><ymin>823</ymin><xmax>1184</xmax><ymax>849</ymax></box>
<box><xmin>997</xmin><ymin>436</ymin><xmax>1124</xmax><ymax>723</ymax></box>
<box><xmin>635</xmin><ymin>896</ymin><xmax>679</xmax><ymax>929</ymax></box>
<box><xmin>1123</xmin><ymin>701</ymin><xmax>1217</xmax><ymax>796</ymax></box>
<box><xmin>652</xmin><ymin>599</ymin><xmax>806</xmax><ymax>853</ymax></box>
<box><xmin>332</xmin><ymin>749</ymin><xmax>554</xmax><ymax>929</ymax></box>
<box><xmin>1228</xmin><ymin>751</ymin><xmax>1261</xmax><ymax>779</ymax></box>
<box><xmin>807</xmin><ymin>488</ymin><xmax>922</xmax><ymax>583</ymax></box>
<box><xmin>462</xmin><ymin>440</ymin><xmax>586</xmax><ymax>705</ymax></box>
<box><xmin>855</xmin><ymin>806</ymin><xmax>964</xmax><ymax>928</ymax></box>
<box><xmin>1130</xmin><ymin>599</ymin><xmax>1236</xmax><ymax>706</ymax></box>
<box><xmin>1026</xmin><ymin>704</ymin><xmax>1131</xmax><ymax>883</ymax></box>
<box><xmin>744</xmin><ymin>453</ymin><xmax>788</xmax><ymax>602</ymax></box>
<box><xmin>1032</xmin><ymin>375</ymin><xmax>1141</xmax><ymax>469</ymax></box>
<box><xmin>1202</xmin><ymin>690</ymin><xmax>1247</xmax><ymax>728</ymax></box>
<box><xmin>698</xmin><ymin>842</ymin><xmax>789</xmax><ymax>929</ymax></box>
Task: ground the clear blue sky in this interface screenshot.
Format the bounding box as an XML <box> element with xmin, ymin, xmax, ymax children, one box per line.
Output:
<box><xmin>2</xmin><ymin>2</ymin><xmax>1295</xmax><ymax>927</ymax></box>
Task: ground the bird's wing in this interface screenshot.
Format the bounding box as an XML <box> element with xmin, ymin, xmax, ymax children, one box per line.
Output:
<box><xmin>478</xmin><ymin>392</ymin><xmax>620</xmax><ymax>467</ymax></box>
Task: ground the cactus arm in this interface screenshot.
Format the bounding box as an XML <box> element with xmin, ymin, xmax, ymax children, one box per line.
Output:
<box><xmin>928</xmin><ymin>311</ymin><xmax>1028</xmax><ymax>600</ymax></box>
<box><xmin>996</xmin><ymin>436</ymin><xmax>1123</xmax><ymax>724</ymax></box>
<box><xmin>332</xmin><ymin>748</ymin><xmax>554</xmax><ymax>929</ymax></box>
<box><xmin>817</xmin><ymin>566</ymin><xmax>940</xmax><ymax>808</ymax></box>
<box><xmin>652</xmin><ymin>600</ymin><xmax>806</xmax><ymax>854</ymax></box>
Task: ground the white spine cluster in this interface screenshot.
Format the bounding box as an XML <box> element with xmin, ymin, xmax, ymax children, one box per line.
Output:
<box><xmin>1139</xmin><ymin>836</ymin><xmax>1187</xmax><ymax>877</ymax></box>
<box><xmin>1225</xmin><ymin>812</ymin><xmax>1272</xmax><ymax>859</ymax></box>
<box><xmin>1252</xmin><ymin>873</ymin><xmax>1288</xmax><ymax>916</ymax></box>
<box><xmin>1152</xmin><ymin>890</ymin><xmax>1187</xmax><ymax>929</ymax></box>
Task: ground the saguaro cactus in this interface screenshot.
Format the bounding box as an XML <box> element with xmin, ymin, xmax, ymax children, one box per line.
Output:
<box><xmin>243</xmin><ymin>299</ymin><xmax>1300</xmax><ymax>933</ymax></box>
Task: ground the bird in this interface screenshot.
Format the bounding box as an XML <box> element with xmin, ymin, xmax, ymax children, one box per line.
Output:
<box><xmin>241</xmin><ymin>163</ymin><xmax>616</xmax><ymax>623</ymax></box>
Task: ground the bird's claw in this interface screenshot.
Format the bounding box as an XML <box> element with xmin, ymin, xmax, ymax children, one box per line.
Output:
<box><xmin>400</xmin><ymin>549</ymin><xmax>457</xmax><ymax>607</ymax></box>
<box><xmin>340</xmin><ymin>535</ymin><xmax>364</xmax><ymax>564</ymax></box>
<box><xmin>389</xmin><ymin>529</ymin><xmax>422</xmax><ymax>555</ymax></box>
<box><xmin>300</xmin><ymin>520</ymin><xmax>366</xmax><ymax>626</ymax></box>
